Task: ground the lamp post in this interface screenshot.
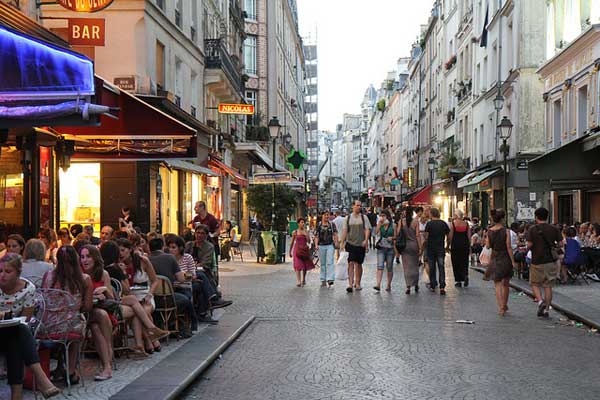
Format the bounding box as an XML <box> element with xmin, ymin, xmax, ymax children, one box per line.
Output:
<box><xmin>427</xmin><ymin>148</ymin><xmax>436</xmax><ymax>185</ymax></box>
<box><xmin>498</xmin><ymin>116</ymin><xmax>513</xmax><ymax>216</ymax></box>
<box><xmin>268</xmin><ymin>116</ymin><xmax>281</xmax><ymax>231</ymax></box>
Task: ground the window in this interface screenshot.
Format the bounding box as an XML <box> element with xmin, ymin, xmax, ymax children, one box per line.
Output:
<box><xmin>244</xmin><ymin>35</ymin><xmax>257</xmax><ymax>75</ymax></box>
<box><xmin>476</xmin><ymin>63</ymin><xmax>481</xmax><ymax>93</ymax></box>
<box><xmin>156</xmin><ymin>40</ymin><xmax>165</xmax><ymax>90</ymax></box>
<box><xmin>245</xmin><ymin>90</ymin><xmax>257</xmax><ymax>124</ymax></box>
<box><xmin>482</xmin><ymin>56</ymin><xmax>488</xmax><ymax>91</ymax></box>
<box><xmin>244</xmin><ymin>0</ymin><xmax>256</xmax><ymax>20</ymax></box>
<box><xmin>191</xmin><ymin>0</ymin><xmax>198</xmax><ymax>42</ymax></box>
<box><xmin>191</xmin><ymin>71</ymin><xmax>198</xmax><ymax>117</ymax></box>
<box><xmin>174</xmin><ymin>59</ymin><xmax>183</xmax><ymax>106</ymax></box>
<box><xmin>553</xmin><ymin>99</ymin><xmax>562</xmax><ymax>148</ymax></box>
<box><xmin>175</xmin><ymin>0</ymin><xmax>182</xmax><ymax>28</ymax></box>
<box><xmin>156</xmin><ymin>0</ymin><xmax>164</xmax><ymax>10</ymax></box>
<box><xmin>577</xmin><ymin>85</ymin><xmax>588</xmax><ymax>137</ymax></box>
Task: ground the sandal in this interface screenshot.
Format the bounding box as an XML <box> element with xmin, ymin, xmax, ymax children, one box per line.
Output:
<box><xmin>42</xmin><ymin>386</ymin><xmax>61</xmax><ymax>399</ymax></box>
<box><xmin>130</xmin><ymin>347</ymin><xmax>150</xmax><ymax>359</ymax></box>
<box><xmin>147</xmin><ymin>327</ymin><xmax>169</xmax><ymax>342</ymax></box>
<box><xmin>94</xmin><ymin>371</ymin><xmax>112</xmax><ymax>381</ymax></box>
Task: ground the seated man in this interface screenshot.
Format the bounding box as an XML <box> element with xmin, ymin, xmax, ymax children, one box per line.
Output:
<box><xmin>184</xmin><ymin>225</ymin><xmax>232</xmax><ymax>310</ymax></box>
<box><xmin>148</xmin><ymin>237</ymin><xmax>198</xmax><ymax>336</ymax></box>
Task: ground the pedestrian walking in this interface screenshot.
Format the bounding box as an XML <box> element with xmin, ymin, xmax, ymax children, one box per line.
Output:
<box><xmin>526</xmin><ymin>207</ymin><xmax>563</xmax><ymax>317</ymax></box>
<box><xmin>373</xmin><ymin>210</ymin><xmax>395</xmax><ymax>292</ymax></box>
<box><xmin>340</xmin><ymin>200</ymin><xmax>371</xmax><ymax>293</ymax></box>
<box><xmin>314</xmin><ymin>211</ymin><xmax>338</xmax><ymax>288</ymax></box>
<box><xmin>417</xmin><ymin>207</ymin><xmax>429</xmax><ymax>284</ymax></box>
<box><xmin>449</xmin><ymin>210</ymin><xmax>471</xmax><ymax>287</ymax></box>
<box><xmin>366</xmin><ymin>208</ymin><xmax>378</xmax><ymax>249</ymax></box>
<box><xmin>400</xmin><ymin>206</ymin><xmax>422</xmax><ymax>294</ymax></box>
<box><xmin>485</xmin><ymin>209</ymin><xmax>514</xmax><ymax>316</ymax></box>
<box><xmin>423</xmin><ymin>208</ymin><xmax>450</xmax><ymax>295</ymax></box>
<box><xmin>289</xmin><ymin>217</ymin><xmax>314</xmax><ymax>287</ymax></box>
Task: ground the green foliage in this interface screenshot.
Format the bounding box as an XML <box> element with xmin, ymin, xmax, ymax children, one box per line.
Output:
<box><xmin>437</xmin><ymin>143</ymin><xmax>461</xmax><ymax>179</ymax></box>
<box><xmin>247</xmin><ymin>184</ymin><xmax>297</xmax><ymax>231</ymax></box>
<box><xmin>376</xmin><ymin>99</ymin><xmax>386</xmax><ymax>112</ymax></box>
<box><xmin>245</xmin><ymin>125</ymin><xmax>270</xmax><ymax>141</ymax></box>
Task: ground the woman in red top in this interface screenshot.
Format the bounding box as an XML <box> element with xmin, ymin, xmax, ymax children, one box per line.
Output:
<box><xmin>449</xmin><ymin>210</ymin><xmax>471</xmax><ymax>288</ymax></box>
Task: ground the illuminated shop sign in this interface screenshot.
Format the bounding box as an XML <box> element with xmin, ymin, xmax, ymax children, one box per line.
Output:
<box><xmin>57</xmin><ymin>0</ymin><xmax>114</xmax><ymax>12</ymax></box>
<box><xmin>218</xmin><ymin>103</ymin><xmax>255</xmax><ymax>115</ymax></box>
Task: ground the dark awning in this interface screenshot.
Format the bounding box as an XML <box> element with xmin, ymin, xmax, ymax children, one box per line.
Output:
<box><xmin>529</xmin><ymin>136</ymin><xmax>600</xmax><ymax>191</ymax></box>
<box><xmin>55</xmin><ymin>77</ymin><xmax>197</xmax><ymax>160</ymax></box>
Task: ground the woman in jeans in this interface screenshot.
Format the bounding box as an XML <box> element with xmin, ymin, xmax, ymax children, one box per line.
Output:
<box><xmin>314</xmin><ymin>211</ymin><xmax>338</xmax><ymax>288</ymax></box>
<box><xmin>374</xmin><ymin>210</ymin><xmax>395</xmax><ymax>292</ymax></box>
<box><xmin>0</xmin><ymin>253</ymin><xmax>61</xmax><ymax>399</ymax></box>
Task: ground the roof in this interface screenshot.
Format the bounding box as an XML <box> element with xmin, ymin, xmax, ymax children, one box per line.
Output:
<box><xmin>0</xmin><ymin>2</ymin><xmax>69</xmax><ymax>49</ymax></box>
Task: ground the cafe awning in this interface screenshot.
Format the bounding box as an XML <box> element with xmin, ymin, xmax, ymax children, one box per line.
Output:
<box><xmin>234</xmin><ymin>142</ymin><xmax>287</xmax><ymax>171</ymax></box>
<box><xmin>55</xmin><ymin>77</ymin><xmax>197</xmax><ymax>160</ymax></box>
<box><xmin>407</xmin><ymin>185</ymin><xmax>432</xmax><ymax>205</ymax></box>
<box><xmin>208</xmin><ymin>156</ymin><xmax>248</xmax><ymax>187</ymax></box>
<box><xmin>163</xmin><ymin>160</ymin><xmax>219</xmax><ymax>177</ymax></box>
<box><xmin>0</xmin><ymin>4</ymin><xmax>98</xmax><ymax>128</ymax></box>
<box><xmin>461</xmin><ymin>168</ymin><xmax>502</xmax><ymax>193</ymax></box>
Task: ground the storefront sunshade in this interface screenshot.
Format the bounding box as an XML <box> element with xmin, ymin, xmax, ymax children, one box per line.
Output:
<box><xmin>408</xmin><ymin>185</ymin><xmax>432</xmax><ymax>205</ymax></box>
<box><xmin>208</xmin><ymin>157</ymin><xmax>248</xmax><ymax>187</ymax></box>
<box><xmin>461</xmin><ymin>168</ymin><xmax>502</xmax><ymax>193</ymax></box>
<box><xmin>55</xmin><ymin>77</ymin><xmax>197</xmax><ymax>160</ymax></box>
<box><xmin>0</xmin><ymin>25</ymin><xmax>94</xmax><ymax>100</ymax></box>
<box><xmin>234</xmin><ymin>142</ymin><xmax>287</xmax><ymax>171</ymax></box>
<box><xmin>164</xmin><ymin>160</ymin><xmax>219</xmax><ymax>177</ymax></box>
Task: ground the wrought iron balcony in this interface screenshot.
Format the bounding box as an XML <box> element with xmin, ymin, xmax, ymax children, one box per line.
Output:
<box><xmin>205</xmin><ymin>38</ymin><xmax>243</xmax><ymax>95</ymax></box>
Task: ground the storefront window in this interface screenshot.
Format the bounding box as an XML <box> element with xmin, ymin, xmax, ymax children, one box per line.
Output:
<box><xmin>205</xmin><ymin>176</ymin><xmax>221</xmax><ymax>219</ymax></box>
<box><xmin>59</xmin><ymin>163</ymin><xmax>101</xmax><ymax>231</ymax></box>
<box><xmin>39</xmin><ymin>147</ymin><xmax>52</xmax><ymax>227</ymax></box>
<box><xmin>0</xmin><ymin>148</ymin><xmax>24</xmax><ymax>233</ymax></box>
<box><xmin>230</xmin><ymin>187</ymin><xmax>240</xmax><ymax>228</ymax></box>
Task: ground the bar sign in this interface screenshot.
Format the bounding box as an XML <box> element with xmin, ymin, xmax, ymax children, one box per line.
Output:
<box><xmin>68</xmin><ymin>18</ymin><xmax>105</xmax><ymax>46</ymax></box>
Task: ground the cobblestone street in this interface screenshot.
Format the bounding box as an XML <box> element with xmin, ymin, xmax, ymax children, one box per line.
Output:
<box><xmin>182</xmin><ymin>253</ymin><xmax>600</xmax><ymax>400</ymax></box>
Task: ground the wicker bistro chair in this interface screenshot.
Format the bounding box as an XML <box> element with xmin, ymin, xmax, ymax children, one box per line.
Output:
<box><xmin>109</xmin><ymin>278</ymin><xmax>133</xmax><ymax>362</ymax></box>
<box><xmin>153</xmin><ymin>275</ymin><xmax>180</xmax><ymax>343</ymax></box>
<box><xmin>35</xmin><ymin>288</ymin><xmax>86</xmax><ymax>392</ymax></box>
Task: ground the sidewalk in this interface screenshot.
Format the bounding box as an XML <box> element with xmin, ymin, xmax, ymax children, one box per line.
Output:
<box><xmin>472</xmin><ymin>265</ymin><xmax>600</xmax><ymax>330</ymax></box>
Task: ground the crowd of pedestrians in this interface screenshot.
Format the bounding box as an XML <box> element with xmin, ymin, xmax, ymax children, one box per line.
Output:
<box><xmin>288</xmin><ymin>202</ymin><xmax>598</xmax><ymax>322</ymax></box>
<box><xmin>0</xmin><ymin>201</ymin><xmax>233</xmax><ymax>400</ymax></box>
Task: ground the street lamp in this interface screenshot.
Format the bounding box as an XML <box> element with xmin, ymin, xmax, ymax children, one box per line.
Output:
<box><xmin>493</xmin><ymin>93</ymin><xmax>505</xmax><ymax>112</ymax></box>
<box><xmin>428</xmin><ymin>148</ymin><xmax>436</xmax><ymax>184</ymax></box>
<box><xmin>268</xmin><ymin>116</ymin><xmax>281</xmax><ymax>231</ymax></box>
<box><xmin>498</xmin><ymin>116</ymin><xmax>513</xmax><ymax>216</ymax></box>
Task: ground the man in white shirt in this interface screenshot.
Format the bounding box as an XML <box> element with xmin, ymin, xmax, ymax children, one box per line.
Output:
<box><xmin>332</xmin><ymin>210</ymin><xmax>346</xmax><ymax>251</ymax></box>
<box><xmin>510</xmin><ymin>222</ymin><xmax>520</xmax><ymax>252</ymax></box>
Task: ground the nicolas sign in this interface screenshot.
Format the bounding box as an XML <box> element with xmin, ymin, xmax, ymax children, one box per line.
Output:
<box><xmin>57</xmin><ymin>0</ymin><xmax>114</xmax><ymax>12</ymax></box>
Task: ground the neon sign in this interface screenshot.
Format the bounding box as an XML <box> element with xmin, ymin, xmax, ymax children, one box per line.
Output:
<box><xmin>57</xmin><ymin>0</ymin><xmax>114</xmax><ymax>12</ymax></box>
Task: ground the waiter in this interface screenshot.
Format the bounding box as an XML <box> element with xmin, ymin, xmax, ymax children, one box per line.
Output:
<box><xmin>189</xmin><ymin>201</ymin><xmax>221</xmax><ymax>261</ymax></box>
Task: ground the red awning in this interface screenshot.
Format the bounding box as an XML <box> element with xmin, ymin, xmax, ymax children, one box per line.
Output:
<box><xmin>55</xmin><ymin>77</ymin><xmax>197</xmax><ymax>160</ymax></box>
<box><xmin>409</xmin><ymin>185</ymin><xmax>432</xmax><ymax>205</ymax></box>
<box><xmin>208</xmin><ymin>157</ymin><xmax>248</xmax><ymax>187</ymax></box>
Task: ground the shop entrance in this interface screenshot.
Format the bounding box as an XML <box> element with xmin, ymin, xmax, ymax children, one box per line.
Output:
<box><xmin>59</xmin><ymin>163</ymin><xmax>101</xmax><ymax>232</ymax></box>
<box><xmin>557</xmin><ymin>194</ymin><xmax>573</xmax><ymax>225</ymax></box>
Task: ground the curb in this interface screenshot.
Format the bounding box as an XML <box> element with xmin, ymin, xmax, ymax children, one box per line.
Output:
<box><xmin>472</xmin><ymin>266</ymin><xmax>600</xmax><ymax>330</ymax></box>
<box><xmin>164</xmin><ymin>315</ymin><xmax>256</xmax><ymax>400</ymax></box>
<box><xmin>109</xmin><ymin>314</ymin><xmax>255</xmax><ymax>400</ymax></box>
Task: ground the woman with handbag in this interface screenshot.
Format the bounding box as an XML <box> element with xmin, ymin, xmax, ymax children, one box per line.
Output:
<box><xmin>400</xmin><ymin>206</ymin><xmax>422</xmax><ymax>294</ymax></box>
<box><xmin>374</xmin><ymin>210</ymin><xmax>395</xmax><ymax>292</ymax></box>
<box><xmin>289</xmin><ymin>217</ymin><xmax>314</xmax><ymax>287</ymax></box>
<box><xmin>486</xmin><ymin>209</ymin><xmax>515</xmax><ymax>316</ymax></box>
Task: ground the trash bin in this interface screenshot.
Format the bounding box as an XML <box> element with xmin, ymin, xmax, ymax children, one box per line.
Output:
<box><xmin>276</xmin><ymin>231</ymin><xmax>287</xmax><ymax>263</ymax></box>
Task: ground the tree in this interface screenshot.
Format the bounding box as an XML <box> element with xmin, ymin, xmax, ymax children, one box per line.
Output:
<box><xmin>247</xmin><ymin>184</ymin><xmax>297</xmax><ymax>231</ymax></box>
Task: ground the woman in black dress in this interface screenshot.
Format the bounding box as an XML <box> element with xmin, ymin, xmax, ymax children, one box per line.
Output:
<box><xmin>486</xmin><ymin>209</ymin><xmax>515</xmax><ymax>316</ymax></box>
<box><xmin>449</xmin><ymin>210</ymin><xmax>471</xmax><ymax>287</ymax></box>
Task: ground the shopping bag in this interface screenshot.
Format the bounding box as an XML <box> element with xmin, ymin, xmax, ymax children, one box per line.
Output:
<box><xmin>335</xmin><ymin>251</ymin><xmax>349</xmax><ymax>281</ymax></box>
<box><xmin>479</xmin><ymin>246</ymin><xmax>492</xmax><ymax>266</ymax></box>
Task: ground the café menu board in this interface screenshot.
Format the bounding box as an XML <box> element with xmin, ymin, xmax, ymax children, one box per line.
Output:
<box><xmin>57</xmin><ymin>0</ymin><xmax>114</xmax><ymax>12</ymax></box>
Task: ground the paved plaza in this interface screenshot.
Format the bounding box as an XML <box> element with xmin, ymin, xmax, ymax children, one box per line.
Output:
<box><xmin>182</xmin><ymin>252</ymin><xmax>600</xmax><ymax>400</ymax></box>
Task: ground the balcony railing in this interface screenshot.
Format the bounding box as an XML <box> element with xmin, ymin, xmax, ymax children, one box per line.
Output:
<box><xmin>205</xmin><ymin>38</ymin><xmax>243</xmax><ymax>95</ymax></box>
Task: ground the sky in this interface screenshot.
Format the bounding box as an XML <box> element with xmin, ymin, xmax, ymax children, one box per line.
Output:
<box><xmin>297</xmin><ymin>0</ymin><xmax>434</xmax><ymax>132</ymax></box>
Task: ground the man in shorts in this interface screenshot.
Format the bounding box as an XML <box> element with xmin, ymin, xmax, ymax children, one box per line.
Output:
<box><xmin>340</xmin><ymin>200</ymin><xmax>371</xmax><ymax>293</ymax></box>
<box><xmin>527</xmin><ymin>207</ymin><xmax>563</xmax><ymax>317</ymax></box>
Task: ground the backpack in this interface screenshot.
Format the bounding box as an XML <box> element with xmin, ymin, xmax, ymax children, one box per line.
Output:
<box><xmin>346</xmin><ymin>214</ymin><xmax>366</xmax><ymax>235</ymax></box>
<box><xmin>395</xmin><ymin>221</ymin><xmax>407</xmax><ymax>253</ymax></box>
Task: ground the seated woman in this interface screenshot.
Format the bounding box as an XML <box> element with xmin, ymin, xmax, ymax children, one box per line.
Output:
<box><xmin>21</xmin><ymin>239</ymin><xmax>53</xmax><ymax>288</ymax></box>
<box><xmin>115</xmin><ymin>239</ymin><xmax>165</xmax><ymax>353</ymax></box>
<box><xmin>42</xmin><ymin>246</ymin><xmax>112</xmax><ymax>382</ymax></box>
<box><xmin>6</xmin><ymin>234</ymin><xmax>25</xmax><ymax>256</ymax></box>
<box><xmin>99</xmin><ymin>240</ymin><xmax>168</xmax><ymax>352</ymax></box>
<box><xmin>0</xmin><ymin>253</ymin><xmax>60</xmax><ymax>399</ymax></box>
<box><xmin>219</xmin><ymin>221</ymin><xmax>237</xmax><ymax>262</ymax></box>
